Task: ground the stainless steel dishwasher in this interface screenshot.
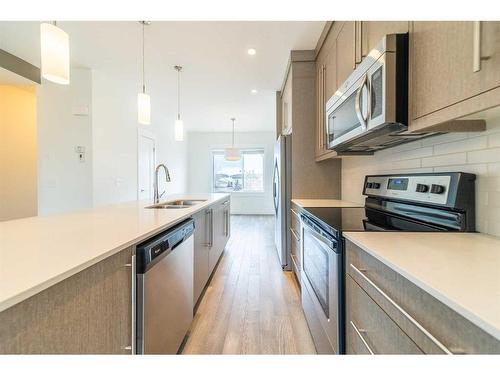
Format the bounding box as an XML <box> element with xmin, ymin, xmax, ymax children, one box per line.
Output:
<box><xmin>136</xmin><ymin>218</ymin><xmax>195</xmax><ymax>354</ymax></box>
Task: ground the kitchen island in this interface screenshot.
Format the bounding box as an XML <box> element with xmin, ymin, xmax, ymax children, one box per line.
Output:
<box><xmin>0</xmin><ymin>193</ymin><xmax>230</xmax><ymax>354</ymax></box>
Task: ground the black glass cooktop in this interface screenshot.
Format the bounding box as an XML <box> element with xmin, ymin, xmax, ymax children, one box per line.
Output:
<box><xmin>300</xmin><ymin>205</ymin><xmax>449</xmax><ymax>235</ymax></box>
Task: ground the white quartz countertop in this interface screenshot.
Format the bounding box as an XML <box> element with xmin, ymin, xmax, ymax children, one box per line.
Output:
<box><xmin>0</xmin><ymin>193</ymin><xmax>229</xmax><ymax>312</ymax></box>
<box><xmin>292</xmin><ymin>199</ymin><xmax>363</xmax><ymax>208</ymax></box>
<box><xmin>343</xmin><ymin>232</ymin><xmax>500</xmax><ymax>340</ymax></box>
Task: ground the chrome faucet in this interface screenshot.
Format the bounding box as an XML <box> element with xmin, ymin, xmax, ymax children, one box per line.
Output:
<box><xmin>154</xmin><ymin>164</ymin><xmax>171</xmax><ymax>203</ymax></box>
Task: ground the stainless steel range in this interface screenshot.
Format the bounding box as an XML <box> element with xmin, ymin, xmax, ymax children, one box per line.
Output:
<box><xmin>299</xmin><ymin>172</ymin><xmax>476</xmax><ymax>354</ymax></box>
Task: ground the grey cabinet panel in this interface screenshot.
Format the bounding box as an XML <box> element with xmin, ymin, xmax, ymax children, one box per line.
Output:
<box><xmin>193</xmin><ymin>210</ymin><xmax>210</xmax><ymax>304</ymax></box>
<box><xmin>346</xmin><ymin>275</ymin><xmax>423</xmax><ymax>354</ymax></box>
<box><xmin>346</xmin><ymin>240</ymin><xmax>500</xmax><ymax>354</ymax></box>
<box><xmin>0</xmin><ymin>248</ymin><xmax>133</xmax><ymax>354</ymax></box>
<box><xmin>209</xmin><ymin>200</ymin><xmax>230</xmax><ymax>276</ymax></box>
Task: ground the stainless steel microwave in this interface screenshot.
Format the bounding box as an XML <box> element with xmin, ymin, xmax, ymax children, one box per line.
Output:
<box><xmin>325</xmin><ymin>34</ymin><xmax>432</xmax><ymax>154</ymax></box>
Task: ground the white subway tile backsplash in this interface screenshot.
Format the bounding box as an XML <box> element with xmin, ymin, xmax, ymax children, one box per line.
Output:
<box><xmin>488</xmin><ymin>132</ymin><xmax>500</xmax><ymax>148</ymax></box>
<box><xmin>433</xmin><ymin>163</ymin><xmax>487</xmax><ymax>175</ymax></box>
<box><xmin>433</xmin><ymin>136</ymin><xmax>487</xmax><ymax>156</ymax></box>
<box><xmin>488</xmin><ymin>162</ymin><xmax>500</xmax><ymax>176</ymax></box>
<box><xmin>421</xmin><ymin>132</ymin><xmax>468</xmax><ymax>146</ymax></box>
<box><xmin>342</xmin><ymin>116</ymin><xmax>500</xmax><ymax>237</ymax></box>
<box><xmin>385</xmin><ymin>158</ymin><xmax>422</xmax><ymax>170</ymax></box>
<box><xmin>421</xmin><ymin>153</ymin><xmax>467</xmax><ymax>167</ymax></box>
<box><xmin>467</xmin><ymin>148</ymin><xmax>500</xmax><ymax>164</ymax></box>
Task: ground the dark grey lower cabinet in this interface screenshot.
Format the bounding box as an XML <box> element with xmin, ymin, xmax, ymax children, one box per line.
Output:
<box><xmin>193</xmin><ymin>199</ymin><xmax>230</xmax><ymax>306</ymax></box>
<box><xmin>0</xmin><ymin>248</ymin><xmax>134</xmax><ymax>354</ymax></box>
<box><xmin>345</xmin><ymin>240</ymin><xmax>500</xmax><ymax>354</ymax></box>
<box><xmin>193</xmin><ymin>209</ymin><xmax>210</xmax><ymax>304</ymax></box>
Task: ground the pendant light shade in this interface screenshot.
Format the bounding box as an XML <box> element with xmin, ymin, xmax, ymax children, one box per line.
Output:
<box><xmin>138</xmin><ymin>92</ymin><xmax>151</xmax><ymax>125</ymax></box>
<box><xmin>138</xmin><ymin>21</ymin><xmax>151</xmax><ymax>125</ymax></box>
<box><xmin>175</xmin><ymin>119</ymin><xmax>184</xmax><ymax>142</ymax></box>
<box><xmin>224</xmin><ymin>118</ymin><xmax>241</xmax><ymax>161</ymax></box>
<box><xmin>174</xmin><ymin>65</ymin><xmax>184</xmax><ymax>141</ymax></box>
<box><xmin>224</xmin><ymin>147</ymin><xmax>241</xmax><ymax>161</ymax></box>
<box><xmin>40</xmin><ymin>22</ymin><xmax>70</xmax><ymax>85</ymax></box>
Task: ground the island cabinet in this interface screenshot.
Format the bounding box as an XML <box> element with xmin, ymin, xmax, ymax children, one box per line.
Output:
<box><xmin>193</xmin><ymin>208</ymin><xmax>211</xmax><ymax>304</ymax></box>
<box><xmin>209</xmin><ymin>199</ymin><xmax>230</xmax><ymax>273</ymax></box>
<box><xmin>0</xmin><ymin>247</ymin><xmax>134</xmax><ymax>354</ymax></box>
<box><xmin>193</xmin><ymin>199</ymin><xmax>230</xmax><ymax>306</ymax></box>
<box><xmin>409</xmin><ymin>21</ymin><xmax>500</xmax><ymax>133</ymax></box>
<box><xmin>289</xmin><ymin>202</ymin><xmax>302</xmax><ymax>284</ymax></box>
<box><xmin>345</xmin><ymin>240</ymin><xmax>500</xmax><ymax>354</ymax></box>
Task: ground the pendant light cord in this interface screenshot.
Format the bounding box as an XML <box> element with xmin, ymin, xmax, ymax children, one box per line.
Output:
<box><xmin>142</xmin><ymin>21</ymin><xmax>145</xmax><ymax>93</ymax></box>
<box><xmin>231</xmin><ymin>118</ymin><xmax>235</xmax><ymax>146</ymax></box>
<box><xmin>177</xmin><ymin>68</ymin><xmax>181</xmax><ymax>120</ymax></box>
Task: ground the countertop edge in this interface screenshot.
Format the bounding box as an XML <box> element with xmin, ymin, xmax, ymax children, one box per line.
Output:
<box><xmin>343</xmin><ymin>232</ymin><xmax>500</xmax><ymax>342</ymax></box>
<box><xmin>0</xmin><ymin>194</ymin><xmax>229</xmax><ymax>313</ymax></box>
<box><xmin>291</xmin><ymin>198</ymin><xmax>363</xmax><ymax>208</ymax></box>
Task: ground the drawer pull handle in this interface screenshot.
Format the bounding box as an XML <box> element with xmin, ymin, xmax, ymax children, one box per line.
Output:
<box><xmin>350</xmin><ymin>263</ymin><xmax>455</xmax><ymax>355</ymax></box>
<box><xmin>350</xmin><ymin>321</ymin><xmax>374</xmax><ymax>354</ymax></box>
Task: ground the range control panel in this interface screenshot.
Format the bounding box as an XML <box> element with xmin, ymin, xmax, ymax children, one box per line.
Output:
<box><xmin>363</xmin><ymin>174</ymin><xmax>451</xmax><ymax>205</ymax></box>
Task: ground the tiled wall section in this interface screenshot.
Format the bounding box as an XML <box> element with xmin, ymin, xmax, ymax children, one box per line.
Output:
<box><xmin>341</xmin><ymin>116</ymin><xmax>500</xmax><ymax>237</ymax></box>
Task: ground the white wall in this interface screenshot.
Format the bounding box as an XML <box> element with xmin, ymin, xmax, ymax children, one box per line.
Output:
<box><xmin>91</xmin><ymin>69</ymin><xmax>188</xmax><ymax>207</ymax></box>
<box><xmin>341</xmin><ymin>117</ymin><xmax>500</xmax><ymax>237</ymax></box>
<box><xmin>35</xmin><ymin>66</ymin><xmax>188</xmax><ymax>215</ymax></box>
<box><xmin>187</xmin><ymin>131</ymin><xmax>275</xmax><ymax>215</ymax></box>
<box><xmin>37</xmin><ymin>68</ymin><xmax>93</xmax><ymax>215</ymax></box>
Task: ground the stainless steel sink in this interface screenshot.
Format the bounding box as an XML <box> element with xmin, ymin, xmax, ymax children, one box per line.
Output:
<box><xmin>145</xmin><ymin>199</ymin><xmax>207</xmax><ymax>209</ymax></box>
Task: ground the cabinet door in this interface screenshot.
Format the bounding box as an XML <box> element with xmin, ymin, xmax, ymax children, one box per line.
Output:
<box><xmin>315</xmin><ymin>57</ymin><xmax>327</xmax><ymax>159</ymax></box>
<box><xmin>209</xmin><ymin>203</ymin><xmax>225</xmax><ymax>273</ymax></box>
<box><xmin>193</xmin><ymin>210</ymin><xmax>210</xmax><ymax>304</ymax></box>
<box><xmin>223</xmin><ymin>201</ymin><xmax>230</xmax><ymax>244</ymax></box>
<box><xmin>336</xmin><ymin>21</ymin><xmax>356</xmax><ymax>89</ymax></box>
<box><xmin>360</xmin><ymin>21</ymin><xmax>409</xmax><ymax>59</ymax></box>
<box><xmin>346</xmin><ymin>275</ymin><xmax>423</xmax><ymax>354</ymax></box>
<box><xmin>281</xmin><ymin>71</ymin><xmax>293</xmax><ymax>135</ymax></box>
<box><xmin>412</xmin><ymin>21</ymin><xmax>500</xmax><ymax>120</ymax></box>
<box><xmin>315</xmin><ymin>30</ymin><xmax>338</xmax><ymax>161</ymax></box>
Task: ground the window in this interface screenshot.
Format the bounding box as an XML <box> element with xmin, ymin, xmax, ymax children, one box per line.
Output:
<box><xmin>212</xmin><ymin>149</ymin><xmax>265</xmax><ymax>193</ymax></box>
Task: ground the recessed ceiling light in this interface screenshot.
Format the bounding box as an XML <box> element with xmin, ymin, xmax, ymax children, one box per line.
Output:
<box><xmin>247</xmin><ymin>48</ymin><xmax>256</xmax><ymax>56</ymax></box>
<box><xmin>251</xmin><ymin>89</ymin><xmax>258</xmax><ymax>94</ymax></box>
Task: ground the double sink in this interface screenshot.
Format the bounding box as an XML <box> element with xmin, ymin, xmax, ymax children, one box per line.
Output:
<box><xmin>146</xmin><ymin>199</ymin><xmax>207</xmax><ymax>209</ymax></box>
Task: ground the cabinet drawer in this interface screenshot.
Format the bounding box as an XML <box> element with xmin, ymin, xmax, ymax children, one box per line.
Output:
<box><xmin>290</xmin><ymin>207</ymin><xmax>301</xmax><ymax>238</ymax></box>
<box><xmin>346</xmin><ymin>275</ymin><xmax>423</xmax><ymax>354</ymax></box>
<box><xmin>346</xmin><ymin>241</ymin><xmax>500</xmax><ymax>354</ymax></box>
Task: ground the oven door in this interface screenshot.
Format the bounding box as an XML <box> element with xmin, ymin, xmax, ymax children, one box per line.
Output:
<box><xmin>300</xmin><ymin>219</ymin><xmax>342</xmax><ymax>354</ymax></box>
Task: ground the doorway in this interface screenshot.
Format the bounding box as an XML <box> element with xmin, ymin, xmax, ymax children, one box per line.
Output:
<box><xmin>137</xmin><ymin>128</ymin><xmax>156</xmax><ymax>201</ymax></box>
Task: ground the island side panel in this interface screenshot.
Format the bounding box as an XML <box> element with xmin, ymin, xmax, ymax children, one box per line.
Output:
<box><xmin>0</xmin><ymin>247</ymin><xmax>133</xmax><ymax>354</ymax></box>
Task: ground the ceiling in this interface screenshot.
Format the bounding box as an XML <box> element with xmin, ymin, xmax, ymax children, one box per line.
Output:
<box><xmin>0</xmin><ymin>21</ymin><xmax>324</xmax><ymax>132</ymax></box>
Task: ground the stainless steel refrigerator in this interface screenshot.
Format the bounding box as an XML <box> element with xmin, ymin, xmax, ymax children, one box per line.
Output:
<box><xmin>273</xmin><ymin>134</ymin><xmax>292</xmax><ymax>270</ymax></box>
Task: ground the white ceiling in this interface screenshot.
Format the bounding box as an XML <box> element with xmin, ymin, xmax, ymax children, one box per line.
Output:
<box><xmin>0</xmin><ymin>21</ymin><xmax>324</xmax><ymax>132</ymax></box>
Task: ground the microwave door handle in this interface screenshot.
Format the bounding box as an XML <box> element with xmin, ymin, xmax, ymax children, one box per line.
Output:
<box><xmin>355</xmin><ymin>74</ymin><xmax>368</xmax><ymax>129</ymax></box>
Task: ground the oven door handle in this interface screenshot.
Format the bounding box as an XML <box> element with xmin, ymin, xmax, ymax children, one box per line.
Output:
<box><xmin>355</xmin><ymin>73</ymin><xmax>369</xmax><ymax>130</ymax></box>
<box><xmin>301</xmin><ymin>219</ymin><xmax>337</xmax><ymax>251</ymax></box>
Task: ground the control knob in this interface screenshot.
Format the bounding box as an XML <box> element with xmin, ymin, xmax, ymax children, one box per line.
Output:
<box><xmin>415</xmin><ymin>183</ymin><xmax>429</xmax><ymax>193</ymax></box>
<box><xmin>372</xmin><ymin>182</ymin><xmax>381</xmax><ymax>189</ymax></box>
<box><xmin>430</xmin><ymin>184</ymin><xmax>446</xmax><ymax>194</ymax></box>
<box><xmin>366</xmin><ymin>182</ymin><xmax>373</xmax><ymax>189</ymax></box>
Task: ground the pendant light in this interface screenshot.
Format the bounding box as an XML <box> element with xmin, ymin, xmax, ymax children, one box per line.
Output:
<box><xmin>138</xmin><ymin>21</ymin><xmax>151</xmax><ymax>125</ymax></box>
<box><xmin>40</xmin><ymin>21</ymin><xmax>70</xmax><ymax>85</ymax></box>
<box><xmin>174</xmin><ymin>65</ymin><xmax>184</xmax><ymax>141</ymax></box>
<box><xmin>224</xmin><ymin>118</ymin><xmax>241</xmax><ymax>161</ymax></box>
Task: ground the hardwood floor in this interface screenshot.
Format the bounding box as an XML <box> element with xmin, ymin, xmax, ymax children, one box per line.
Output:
<box><xmin>182</xmin><ymin>215</ymin><xmax>316</xmax><ymax>354</ymax></box>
